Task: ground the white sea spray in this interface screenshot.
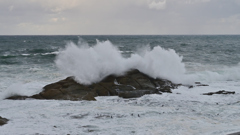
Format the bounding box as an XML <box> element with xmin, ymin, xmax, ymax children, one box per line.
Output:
<box><xmin>55</xmin><ymin>40</ymin><xmax>187</xmax><ymax>84</ymax></box>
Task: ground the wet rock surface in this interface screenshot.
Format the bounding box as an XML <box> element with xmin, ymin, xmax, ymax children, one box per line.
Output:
<box><xmin>0</xmin><ymin>116</ymin><xmax>9</xmax><ymax>126</ymax></box>
<box><xmin>186</xmin><ymin>82</ymin><xmax>209</xmax><ymax>89</ymax></box>
<box><xmin>227</xmin><ymin>132</ymin><xmax>240</xmax><ymax>135</ymax></box>
<box><xmin>6</xmin><ymin>95</ymin><xmax>29</xmax><ymax>100</ymax></box>
<box><xmin>203</xmin><ymin>90</ymin><xmax>235</xmax><ymax>95</ymax></box>
<box><xmin>6</xmin><ymin>69</ymin><xmax>180</xmax><ymax>101</ymax></box>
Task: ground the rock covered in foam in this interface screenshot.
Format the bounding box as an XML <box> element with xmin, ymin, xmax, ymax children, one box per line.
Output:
<box><xmin>6</xmin><ymin>69</ymin><xmax>180</xmax><ymax>101</ymax></box>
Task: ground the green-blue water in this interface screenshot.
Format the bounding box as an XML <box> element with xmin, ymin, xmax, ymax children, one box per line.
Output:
<box><xmin>1</xmin><ymin>35</ymin><xmax>240</xmax><ymax>66</ymax></box>
<box><xmin>1</xmin><ymin>35</ymin><xmax>240</xmax><ymax>91</ymax></box>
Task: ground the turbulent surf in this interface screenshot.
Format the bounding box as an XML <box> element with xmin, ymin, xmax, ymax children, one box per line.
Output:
<box><xmin>1</xmin><ymin>35</ymin><xmax>240</xmax><ymax>135</ymax></box>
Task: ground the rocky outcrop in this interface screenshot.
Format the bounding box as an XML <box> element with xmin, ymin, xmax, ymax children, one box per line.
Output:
<box><xmin>6</xmin><ymin>69</ymin><xmax>180</xmax><ymax>101</ymax></box>
<box><xmin>0</xmin><ymin>116</ymin><xmax>8</xmax><ymax>126</ymax></box>
<box><xmin>186</xmin><ymin>82</ymin><xmax>209</xmax><ymax>89</ymax></box>
<box><xmin>6</xmin><ymin>95</ymin><xmax>29</xmax><ymax>100</ymax></box>
<box><xmin>32</xmin><ymin>76</ymin><xmax>98</xmax><ymax>101</ymax></box>
<box><xmin>203</xmin><ymin>90</ymin><xmax>235</xmax><ymax>95</ymax></box>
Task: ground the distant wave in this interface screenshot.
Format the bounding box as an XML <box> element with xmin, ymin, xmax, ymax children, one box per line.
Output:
<box><xmin>0</xmin><ymin>52</ymin><xmax>59</xmax><ymax>58</ymax></box>
<box><xmin>0</xmin><ymin>55</ymin><xmax>18</xmax><ymax>59</ymax></box>
<box><xmin>39</xmin><ymin>51</ymin><xmax>59</xmax><ymax>55</ymax></box>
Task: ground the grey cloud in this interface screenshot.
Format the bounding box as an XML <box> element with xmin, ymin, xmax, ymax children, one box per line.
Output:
<box><xmin>0</xmin><ymin>0</ymin><xmax>240</xmax><ymax>35</ymax></box>
<box><xmin>148</xmin><ymin>0</ymin><xmax>166</xmax><ymax>10</ymax></box>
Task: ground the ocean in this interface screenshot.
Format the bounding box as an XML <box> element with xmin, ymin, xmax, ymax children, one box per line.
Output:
<box><xmin>0</xmin><ymin>35</ymin><xmax>240</xmax><ymax>134</ymax></box>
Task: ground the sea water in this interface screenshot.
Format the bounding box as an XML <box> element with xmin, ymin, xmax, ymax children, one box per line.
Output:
<box><xmin>0</xmin><ymin>35</ymin><xmax>240</xmax><ymax>134</ymax></box>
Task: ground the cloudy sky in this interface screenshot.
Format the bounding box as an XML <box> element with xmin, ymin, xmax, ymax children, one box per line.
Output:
<box><xmin>0</xmin><ymin>0</ymin><xmax>240</xmax><ymax>35</ymax></box>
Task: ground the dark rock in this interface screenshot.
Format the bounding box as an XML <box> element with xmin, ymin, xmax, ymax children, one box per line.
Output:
<box><xmin>5</xmin><ymin>69</ymin><xmax>181</xmax><ymax>101</ymax></box>
<box><xmin>195</xmin><ymin>82</ymin><xmax>209</xmax><ymax>86</ymax></box>
<box><xmin>203</xmin><ymin>90</ymin><xmax>235</xmax><ymax>95</ymax></box>
<box><xmin>154</xmin><ymin>79</ymin><xmax>180</xmax><ymax>93</ymax></box>
<box><xmin>0</xmin><ymin>116</ymin><xmax>9</xmax><ymax>126</ymax></box>
<box><xmin>197</xmin><ymin>84</ymin><xmax>209</xmax><ymax>86</ymax></box>
<box><xmin>33</xmin><ymin>77</ymin><xmax>97</xmax><ymax>101</ymax></box>
<box><xmin>31</xmin><ymin>94</ymin><xmax>44</xmax><ymax>99</ymax></box>
<box><xmin>183</xmin><ymin>82</ymin><xmax>208</xmax><ymax>89</ymax></box>
<box><xmin>187</xmin><ymin>85</ymin><xmax>194</xmax><ymax>89</ymax></box>
<box><xmin>227</xmin><ymin>132</ymin><xmax>240</xmax><ymax>135</ymax></box>
<box><xmin>6</xmin><ymin>95</ymin><xmax>29</xmax><ymax>100</ymax></box>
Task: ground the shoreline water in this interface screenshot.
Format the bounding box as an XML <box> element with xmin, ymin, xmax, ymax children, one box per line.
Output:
<box><xmin>1</xmin><ymin>35</ymin><xmax>240</xmax><ymax>134</ymax></box>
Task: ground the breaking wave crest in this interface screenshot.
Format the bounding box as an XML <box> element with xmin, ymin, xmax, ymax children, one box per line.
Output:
<box><xmin>55</xmin><ymin>40</ymin><xmax>187</xmax><ymax>85</ymax></box>
<box><xmin>192</xmin><ymin>63</ymin><xmax>240</xmax><ymax>82</ymax></box>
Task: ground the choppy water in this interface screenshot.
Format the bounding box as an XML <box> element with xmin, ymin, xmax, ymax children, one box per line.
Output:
<box><xmin>0</xmin><ymin>35</ymin><xmax>240</xmax><ymax>134</ymax></box>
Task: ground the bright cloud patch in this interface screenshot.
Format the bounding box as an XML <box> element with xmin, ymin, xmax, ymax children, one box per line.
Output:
<box><xmin>148</xmin><ymin>0</ymin><xmax>166</xmax><ymax>10</ymax></box>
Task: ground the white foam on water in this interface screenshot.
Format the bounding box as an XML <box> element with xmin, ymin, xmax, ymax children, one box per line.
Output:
<box><xmin>191</xmin><ymin>63</ymin><xmax>240</xmax><ymax>83</ymax></box>
<box><xmin>0</xmin><ymin>65</ymin><xmax>64</xmax><ymax>100</ymax></box>
<box><xmin>41</xmin><ymin>51</ymin><xmax>59</xmax><ymax>55</ymax></box>
<box><xmin>0</xmin><ymin>82</ymin><xmax>45</xmax><ymax>100</ymax></box>
<box><xmin>1</xmin><ymin>93</ymin><xmax>240</xmax><ymax>135</ymax></box>
<box><xmin>21</xmin><ymin>54</ymin><xmax>30</xmax><ymax>56</ymax></box>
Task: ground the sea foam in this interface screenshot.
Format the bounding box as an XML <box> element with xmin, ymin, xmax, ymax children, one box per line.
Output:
<box><xmin>55</xmin><ymin>40</ymin><xmax>187</xmax><ymax>84</ymax></box>
<box><xmin>192</xmin><ymin>63</ymin><xmax>240</xmax><ymax>82</ymax></box>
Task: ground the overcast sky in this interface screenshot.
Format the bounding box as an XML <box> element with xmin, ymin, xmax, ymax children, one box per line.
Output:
<box><xmin>0</xmin><ymin>0</ymin><xmax>240</xmax><ymax>35</ymax></box>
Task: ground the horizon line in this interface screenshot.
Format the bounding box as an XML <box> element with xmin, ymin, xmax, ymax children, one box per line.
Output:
<box><xmin>0</xmin><ymin>34</ymin><xmax>240</xmax><ymax>36</ymax></box>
